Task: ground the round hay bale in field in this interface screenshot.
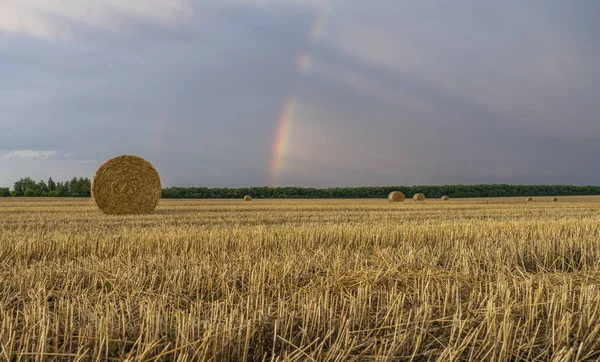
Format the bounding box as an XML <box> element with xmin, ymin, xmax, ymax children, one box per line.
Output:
<box><xmin>441</xmin><ymin>195</ymin><xmax>450</xmax><ymax>201</ymax></box>
<box><xmin>552</xmin><ymin>197</ymin><xmax>559</xmax><ymax>202</ymax></box>
<box><xmin>92</xmin><ymin>155</ymin><xmax>162</xmax><ymax>215</ymax></box>
<box><xmin>413</xmin><ymin>193</ymin><xmax>425</xmax><ymax>201</ymax></box>
<box><xmin>244</xmin><ymin>195</ymin><xmax>252</xmax><ymax>201</ymax></box>
<box><xmin>388</xmin><ymin>191</ymin><xmax>405</xmax><ymax>203</ymax></box>
<box><xmin>526</xmin><ymin>197</ymin><xmax>534</xmax><ymax>202</ymax></box>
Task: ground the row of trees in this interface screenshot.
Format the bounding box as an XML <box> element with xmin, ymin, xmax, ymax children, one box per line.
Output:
<box><xmin>5</xmin><ymin>177</ymin><xmax>91</xmax><ymax>197</ymax></box>
<box><xmin>2</xmin><ymin>181</ymin><xmax>600</xmax><ymax>199</ymax></box>
<box><xmin>161</xmin><ymin>184</ymin><xmax>600</xmax><ymax>199</ymax></box>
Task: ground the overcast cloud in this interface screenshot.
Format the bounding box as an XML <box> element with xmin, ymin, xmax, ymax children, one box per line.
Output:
<box><xmin>1</xmin><ymin>0</ymin><xmax>599</xmax><ymax>188</ymax></box>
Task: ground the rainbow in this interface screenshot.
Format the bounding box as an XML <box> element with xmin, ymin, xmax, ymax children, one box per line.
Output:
<box><xmin>270</xmin><ymin>98</ymin><xmax>296</xmax><ymax>186</ymax></box>
<box><xmin>269</xmin><ymin>2</ymin><xmax>334</xmax><ymax>186</ymax></box>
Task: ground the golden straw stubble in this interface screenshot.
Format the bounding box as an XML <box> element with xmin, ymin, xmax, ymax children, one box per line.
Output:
<box><xmin>92</xmin><ymin>155</ymin><xmax>162</xmax><ymax>215</ymax></box>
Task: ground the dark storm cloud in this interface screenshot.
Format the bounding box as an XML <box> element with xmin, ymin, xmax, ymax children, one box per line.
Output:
<box><xmin>276</xmin><ymin>38</ymin><xmax>599</xmax><ymax>186</ymax></box>
<box><xmin>0</xmin><ymin>0</ymin><xmax>599</xmax><ymax>187</ymax></box>
<box><xmin>1</xmin><ymin>1</ymin><xmax>317</xmax><ymax>186</ymax></box>
<box><xmin>276</xmin><ymin>0</ymin><xmax>600</xmax><ymax>186</ymax></box>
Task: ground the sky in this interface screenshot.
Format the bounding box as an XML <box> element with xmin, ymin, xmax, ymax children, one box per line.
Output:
<box><xmin>1</xmin><ymin>0</ymin><xmax>599</xmax><ymax>188</ymax></box>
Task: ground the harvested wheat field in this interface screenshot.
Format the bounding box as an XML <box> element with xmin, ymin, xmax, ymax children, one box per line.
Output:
<box><xmin>1</xmin><ymin>196</ymin><xmax>600</xmax><ymax>361</ymax></box>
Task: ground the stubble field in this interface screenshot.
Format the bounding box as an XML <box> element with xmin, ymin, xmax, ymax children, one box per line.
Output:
<box><xmin>1</xmin><ymin>197</ymin><xmax>600</xmax><ymax>361</ymax></box>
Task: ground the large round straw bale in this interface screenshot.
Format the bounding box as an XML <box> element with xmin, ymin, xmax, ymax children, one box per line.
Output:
<box><xmin>92</xmin><ymin>155</ymin><xmax>162</xmax><ymax>215</ymax></box>
<box><xmin>441</xmin><ymin>195</ymin><xmax>450</xmax><ymax>201</ymax></box>
<box><xmin>413</xmin><ymin>193</ymin><xmax>425</xmax><ymax>201</ymax></box>
<box><xmin>526</xmin><ymin>197</ymin><xmax>534</xmax><ymax>202</ymax></box>
<box><xmin>552</xmin><ymin>197</ymin><xmax>559</xmax><ymax>202</ymax></box>
<box><xmin>244</xmin><ymin>195</ymin><xmax>252</xmax><ymax>201</ymax></box>
<box><xmin>388</xmin><ymin>191</ymin><xmax>405</xmax><ymax>202</ymax></box>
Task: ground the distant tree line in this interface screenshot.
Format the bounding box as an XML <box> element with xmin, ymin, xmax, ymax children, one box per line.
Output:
<box><xmin>1</xmin><ymin>177</ymin><xmax>91</xmax><ymax>197</ymax></box>
<box><xmin>161</xmin><ymin>185</ymin><xmax>600</xmax><ymax>199</ymax></box>
<box><xmin>2</xmin><ymin>181</ymin><xmax>600</xmax><ymax>199</ymax></box>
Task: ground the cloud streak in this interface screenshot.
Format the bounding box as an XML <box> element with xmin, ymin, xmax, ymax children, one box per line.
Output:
<box><xmin>0</xmin><ymin>0</ymin><xmax>193</xmax><ymax>39</ymax></box>
<box><xmin>1</xmin><ymin>150</ymin><xmax>57</xmax><ymax>160</ymax></box>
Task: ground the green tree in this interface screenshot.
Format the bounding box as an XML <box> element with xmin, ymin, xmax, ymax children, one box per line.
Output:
<box><xmin>38</xmin><ymin>180</ymin><xmax>49</xmax><ymax>196</ymax></box>
<box><xmin>48</xmin><ymin>177</ymin><xmax>56</xmax><ymax>192</ymax></box>
<box><xmin>72</xmin><ymin>178</ymin><xmax>91</xmax><ymax>197</ymax></box>
<box><xmin>55</xmin><ymin>182</ymin><xmax>70</xmax><ymax>197</ymax></box>
<box><xmin>13</xmin><ymin>180</ymin><xmax>24</xmax><ymax>196</ymax></box>
<box><xmin>14</xmin><ymin>177</ymin><xmax>36</xmax><ymax>197</ymax></box>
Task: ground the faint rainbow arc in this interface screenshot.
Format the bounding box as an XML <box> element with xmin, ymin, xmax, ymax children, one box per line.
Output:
<box><xmin>269</xmin><ymin>3</ymin><xmax>333</xmax><ymax>187</ymax></box>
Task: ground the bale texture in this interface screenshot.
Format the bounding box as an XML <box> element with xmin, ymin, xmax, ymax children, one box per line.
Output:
<box><xmin>388</xmin><ymin>191</ymin><xmax>405</xmax><ymax>203</ymax></box>
<box><xmin>526</xmin><ymin>197</ymin><xmax>534</xmax><ymax>202</ymax></box>
<box><xmin>244</xmin><ymin>195</ymin><xmax>252</xmax><ymax>201</ymax></box>
<box><xmin>441</xmin><ymin>195</ymin><xmax>450</xmax><ymax>201</ymax></box>
<box><xmin>92</xmin><ymin>155</ymin><xmax>162</xmax><ymax>215</ymax></box>
<box><xmin>552</xmin><ymin>197</ymin><xmax>559</xmax><ymax>202</ymax></box>
<box><xmin>413</xmin><ymin>193</ymin><xmax>425</xmax><ymax>201</ymax></box>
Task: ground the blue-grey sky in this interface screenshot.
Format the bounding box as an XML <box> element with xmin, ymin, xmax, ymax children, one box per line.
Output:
<box><xmin>1</xmin><ymin>0</ymin><xmax>599</xmax><ymax>188</ymax></box>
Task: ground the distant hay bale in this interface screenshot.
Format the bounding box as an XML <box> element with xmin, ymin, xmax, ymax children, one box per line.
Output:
<box><xmin>413</xmin><ymin>193</ymin><xmax>425</xmax><ymax>201</ymax></box>
<box><xmin>92</xmin><ymin>155</ymin><xmax>162</xmax><ymax>215</ymax></box>
<box><xmin>244</xmin><ymin>195</ymin><xmax>252</xmax><ymax>201</ymax></box>
<box><xmin>526</xmin><ymin>197</ymin><xmax>534</xmax><ymax>202</ymax></box>
<box><xmin>441</xmin><ymin>195</ymin><xmax>450</xmax><ymax>201</ymax></box>
<box><xmin>388</xmin><ymin>191</ymin><xmax>405</xmax><ymax>203</ymax></box>
<box><xmin>552</xmin><ymin>197</ymin><xmax>559</xmax><ymax>202</ymax></box>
